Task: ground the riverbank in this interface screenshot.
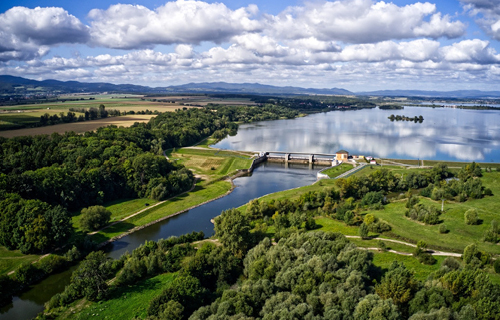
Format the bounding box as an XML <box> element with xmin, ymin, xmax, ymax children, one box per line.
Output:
<box><xmin>90</xmin><ymin>147</ymin><xmax>259</xmax><ymax>245</ymax></box>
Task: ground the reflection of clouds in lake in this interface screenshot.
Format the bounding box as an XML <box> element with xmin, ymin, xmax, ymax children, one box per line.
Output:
<box><xmin>214</xmin><ymin>107</ymin><xmax>500</xmax><ymax>162</ymax></box>
<box><xmin>438</xmin><ymin>144</ymin><xmax>485</xmax><ymax>161</ymax></box>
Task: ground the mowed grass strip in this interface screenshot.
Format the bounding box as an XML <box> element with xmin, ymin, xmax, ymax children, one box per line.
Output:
<box><xmin>90</xmin><ymin>180</ymin><xmax>232</xmax><ymax>243</ymax></box>
<box><xmin>321</xmin><ymin>163</ymin><xmax>353</xmax><ymax>178</ymax></box>
<box><xmin>372</xmin><ymin>252</ymin><xmax>446</xmax><ymax>281</ymax></box>
<box><xmin>72</xmin><ymin>198</ymin><xmax>160</xmax><ymax>232</ymax></box>
<box><xmin>0</xmin><ymin>246</ymin><xmax>40</xmax><ymax>275</ymax></box>
<box><xmin>57</xmin><ymin>273</ymin><xmax>177</xmax><ymax>320</ymax></box>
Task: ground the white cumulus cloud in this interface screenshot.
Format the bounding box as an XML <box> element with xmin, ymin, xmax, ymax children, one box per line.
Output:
<box><xmin>266</xmin><ymin>0</ymin><xmax>466</xmax><ymax>44</ymax></box>
<box><xmin>0</xmin><ymin>6</ymin><xmax>89</xmax><ymax>61</ymax></box>
<box><xmin>88</xmin><ymin>0</ymin><xmax>262</xmax><ymax>49</ymax></box>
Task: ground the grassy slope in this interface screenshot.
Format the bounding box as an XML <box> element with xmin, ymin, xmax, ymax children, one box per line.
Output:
<box><xmin>321</xmin><ymin>163</ymin><xmax>353</xmax><ymax>178</ymax></box>
<box><xmin>0</xmin><ymin>247</ymin><xmax>40</xmax><ymax>275</ymax></box>
<box><xmin>55</xmin><ymin>273</ymin><xmax>177</xmax><ymax>320</ymax></box>
<box><xmin>366</xmin><ymin>171</ymin><xmax>500</xmax><ymax>254</ymax></box>
<box><xmin>72</xmin><ymin>198</ymin><xmax>160</xmax><ymax>232</ymax></box>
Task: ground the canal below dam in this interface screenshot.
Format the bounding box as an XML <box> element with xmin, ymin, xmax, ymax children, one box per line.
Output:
<box><xmin>0</xmin><ymin>161</ymin><xmax>327</xmax><ymax>320</ymax></box>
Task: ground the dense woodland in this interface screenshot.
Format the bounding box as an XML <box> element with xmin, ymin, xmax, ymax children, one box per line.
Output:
<box><xmin>0</xmin><ymin>107</ymin><xmax>258</xmax><ymax>254</ymax></box>
<box><xmin>38</xmin><ymin>162</ymin><xmax>500</xmax><ymax>319</ymax></box>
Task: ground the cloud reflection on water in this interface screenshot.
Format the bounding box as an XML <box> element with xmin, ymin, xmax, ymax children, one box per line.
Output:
<box><xmin>214</xmin><ymin>107</ymin><xmax>500</xmax><ymax>162</ymax></box>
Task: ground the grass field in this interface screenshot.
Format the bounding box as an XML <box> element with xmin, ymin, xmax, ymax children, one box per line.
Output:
<box><xmin>0</xmin><ymin>247</ymin><xmax>40</xmax><ymax>275</ymax></box>
<box><xmin>166</xmin><ymin>148</ymin><xmax>254</xmax><ymax>183</ymax></box>
<box><xmin>0</xmin><ymin>114</ymin><xmax>155</xmax><ymax>138</ymax></box>
<box><xmin>371</xmin><ymin>252</ymin><xmax>446</xmax><ymax>281</ymax></box>
<box><xmin>90</xmin><ymin>180</ymin><xmax>232</xmax><ymax>243</ymax></box>
<box><xmin>364</xmin><ymin>171</ymin><xmax>500</xmax><ymax>254</ymax></box>
<box><xmin>63</xmin><ymin>146</ymin><xmax>254</xmax><ymax>244</ymax></box>
<box><xmin>321</xmin><ymin>163</ymin><xmax>353</xmax><ymax>178</ymax></box>
<box><xmin>55</xmin><ymin>272</ymin><xmax>177</xmax><ymax>320</ymax></box>
<box><xmin>71</xmin><ymin>198</ymin><xmax>160</xmax><ymax>232</ymax></box>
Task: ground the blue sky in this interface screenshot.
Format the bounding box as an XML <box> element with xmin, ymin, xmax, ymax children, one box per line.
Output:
<box><xmin>1</xmin><ymin>0</ymin><xmax>499</xmax><ymax>91</ymax></box>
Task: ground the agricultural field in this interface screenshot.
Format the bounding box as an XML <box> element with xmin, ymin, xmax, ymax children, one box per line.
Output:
<box><xmin>0</xmin><ymin>114</ymin><xmax>155</xmax><ymax>138</ymax></box>
<box><xmin>0</xmin><ymin>94</ymin><xmax>257</xmax><ymax>137</ymax></box>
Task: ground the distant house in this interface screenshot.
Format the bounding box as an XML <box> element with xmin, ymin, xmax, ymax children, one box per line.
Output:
<box><xmin>370</xmin><ymin>160</ymin><xmax>377</xmax><ymax>164</ymax></box>
<box><xmin>366</xmin><ymin>156</ymin><xmax>373</xmax><ymax>161</ymax></box>
<box><xmin>336</xmin><ymin>150</ymin><xmax>349</xmax><ymax>161</ymax></box>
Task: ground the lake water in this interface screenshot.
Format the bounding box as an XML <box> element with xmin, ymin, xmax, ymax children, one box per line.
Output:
<box><xmin>213</xmin><ymin>107</ymin><xmax>500</xmax><ymax>163</ymax></box>
<box><xmin>0</xmin><ymin>161</ymin><xmax>325</xmax><ymax>320</ymax></box>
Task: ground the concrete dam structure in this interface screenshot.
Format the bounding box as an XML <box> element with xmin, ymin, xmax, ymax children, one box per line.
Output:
<box><xmin>263</xmin><ymin>151</ymin><xmax>335</xmax><ymax>166</ymax></box>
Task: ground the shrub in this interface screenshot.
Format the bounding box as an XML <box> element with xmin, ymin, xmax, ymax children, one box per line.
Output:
<box><xmin>36</xmin><ymin>255</ymin><xmax>67</xmax><ymax>274</ymax></box>
<box><xmin>494</xmin><ymin>260</ymin><xmax>500</xmax><ymax>274</ymax></box>
<box><xmin>439</xmin><ymin>224</ymin><xmax>448</xmax><ymax>234</ymax></box>
<box><xmin>361</xmin><ymin>191</ymin><xmax>384</xmax><ymax>206</ymax></box>
<box><xmin>484</xmin><ymin>188</ymin><xmax>492</xmax><ymax>196</ymax></box>
<box><xmin>368</xmin><ymin>221</ymin><xmax>391</xmax><ymax>233</ymax></box>
<box><xmin>79</xmin><ymin>205</ymin><xmax>112</xmax><ymax>232</ymax></box>
<box><xmin>484</xmin><ymin>229</ymin><xmax>498</xmax><ymax>243</ymax></box>
<box><xmin>442</xmin><ymin>257</ymin><xmax>461</xmax><ymax>271</ymax></box>
<box><xmin>359</xmin><ymin>223</ymin><xmax>369</xmax><ymax>239</ymax></box>
<box><xmin>464</xmin><ymin>208</ymin><xmax>478</xmax><ymax>225</ymax></box>
<box><xmin>305</xmin><ymin>217</ymin><xmax>318</xmax><ymax>230</ymax></box>
<box><xmin>364</xmin><ymin>214</ymin><xmax>376</xmax><ymax>225</ymax></box>
<box><xmin>377</xmin><ymin>240</ymin><xmax>387</xmax><ymax>252</ymax></box>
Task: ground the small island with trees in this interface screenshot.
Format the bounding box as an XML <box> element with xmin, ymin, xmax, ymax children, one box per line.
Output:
<box><xmin>388</xmin><ymin>114</ymin><xmax>424</xmax><ymax>123</ymax></box>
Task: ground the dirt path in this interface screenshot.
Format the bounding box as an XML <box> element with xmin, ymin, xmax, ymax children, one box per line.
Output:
<box><xmin>89</xmin><ymin>180</ymin><xmax>198</xmax><ymax>235</ymax></box>
<box><xmin>345</xmin><ymin>235</ymin><xmax>462</xmax><ymax>257</ymax></box>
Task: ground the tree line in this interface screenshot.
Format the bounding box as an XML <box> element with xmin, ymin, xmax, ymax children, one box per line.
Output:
<box><xmin>388</xmin><ymin>114</ymin><xmax>424</xmax><ymax>123</ymax></box>
<box><xmin>0</xmin><ymin>108</ymin><xmax>246</xmax><ymax>255</ymax></box>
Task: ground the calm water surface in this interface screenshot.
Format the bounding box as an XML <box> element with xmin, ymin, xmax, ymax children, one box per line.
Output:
<box><xmin>0</xmin><ymin>162</ymin><xmax>325</xmax><ymax>320</ymax></box>
<box><xmin>213</xmin><ymin>107</ymin><xmax>500</xmax><ymax>162</ymax></box>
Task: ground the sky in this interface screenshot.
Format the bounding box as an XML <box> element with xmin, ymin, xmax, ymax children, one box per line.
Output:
<box><xmin>1</xmin><ymin>0</ymin><xmax>500</xmax><ymax>91</ymax></box>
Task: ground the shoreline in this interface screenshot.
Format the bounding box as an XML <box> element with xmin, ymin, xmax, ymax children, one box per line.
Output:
<box><xmin>96</xmin><ymin>153</ymin><xmax>266</xmax><ymax>248</ymax></box>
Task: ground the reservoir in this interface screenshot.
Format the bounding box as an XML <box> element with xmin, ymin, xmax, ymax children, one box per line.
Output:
<box><xmin>213</xmin><ymin>106</ymin><xmax>500</xmax><ymax>163</ymax></box>
<box><xmin>0</xmin><ymin>161</ymin><xmax>326</xmax><ymax>320</ymax></box>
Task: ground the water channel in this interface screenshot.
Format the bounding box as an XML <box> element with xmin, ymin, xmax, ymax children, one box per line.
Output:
<box><xmin>0</xmin><ymin>161</ymin><xmax>327</xmax><ymax>320</ymax></box>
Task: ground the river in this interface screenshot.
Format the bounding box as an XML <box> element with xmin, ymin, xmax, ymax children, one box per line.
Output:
<box><xmin>0</xmin><ymin>161</ymin><xmax>326</xmax><ymax>320</ymax></box>
<box><xmin>213</xmin><ymin>106</ymin><xmax>500</xmax><ymax>163</ymax></box>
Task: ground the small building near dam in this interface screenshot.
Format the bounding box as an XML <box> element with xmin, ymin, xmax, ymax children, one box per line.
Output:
<box><xmin>336</xmin><ymin>150</ymin><xmax>349</xmax><ymax>161</ymax></box>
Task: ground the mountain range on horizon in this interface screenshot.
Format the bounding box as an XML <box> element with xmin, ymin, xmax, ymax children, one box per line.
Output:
<box><xmin>2</xmin><ymin>75</ymin><xmax>500</xmax><ymax>99</ymax></box>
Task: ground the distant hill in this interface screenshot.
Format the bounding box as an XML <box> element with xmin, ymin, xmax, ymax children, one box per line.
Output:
<box><xmin>2</xmin><ymin>75</ymin><xmax>500</xmax><ymax>98</ymax></box>
<box><xmin>356</xmin><ymin>89</ymin><xmax>500</xmax><ymax>99</ymax></box>
<box><xmin>163</xmin><ymin>82</ymin><xmax>352</xmax><ymax>95</ymax></box>
<box><xmin>0</xmin><ymin>75</ymin><xmax>161</xmax><ymax>95</ymax></box>
<box><xmin>0</xmin><ymin>76</ymin><xmax>352</xmax><ymax>96</ymax></box>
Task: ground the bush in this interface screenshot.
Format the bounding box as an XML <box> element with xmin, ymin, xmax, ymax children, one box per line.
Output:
<box><xmin>439</xmin><ymin>224</ymin><xmax>448</xmax><ymax>234</ymax></box>
<box><xmin>305</xmin><ymin>217</ymin><xmax>318</xmax><ymax>230</ymax></box>
<box><xmin>494</xmin><ymin>260</ymin><xmax>500</xmax><ymax>274</ymax></box>
<box><xmin>483</xmin><ymin>229</ymin><xmax>498</xmax><ymax>243</ymax></box>
<box><xmin>361</xmin><ymin>191</ymin><xmax>384</xmax><ymax>206</ymax></box>
<box><xmin>464</xmin><ymin>208</ymin><xmax>478</xmax><ymax>225</ymax></box>
<box><xmin>79</xmin><ymin>205</ymin><xmax>112</xmax><ymax>232</ymax></box>
<box><xmin>368</xmin><ymin>221</ymin><xmax>391</xmax><ymax>233</ymax></box>
<box><xmin>36</xmin><ymin>255</ymin><xmax>67</xmax><ymax>274</ymax></box>
<box><xmin>484</xmin><ymin>188</ymin><xmax>492</xmax><ymax>196</ymax></box>
<box><xmin>442</xmin><ymin>257</ymin><xmax>461</xmax><ymax>271</ymax></box>
<box><xmin>13</xmin><ymin>262</ymin><xmax>42</xmax><ymax>285</ymax></box>
<box><xmin>377</xmin><ymin>240</ymin><xmax>387</xmax><ymax>252</ymax></box>
<box><xmin>359</xmin><ymin>223</ymin><xmax>369</xmax><ymax>239</ymax></box>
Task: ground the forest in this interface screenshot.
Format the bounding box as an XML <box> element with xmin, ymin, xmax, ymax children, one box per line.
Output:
<box><xmin>38</xmin><ymin>162</ymin><xmax>500</xmax><ymax>319</ymax></box>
